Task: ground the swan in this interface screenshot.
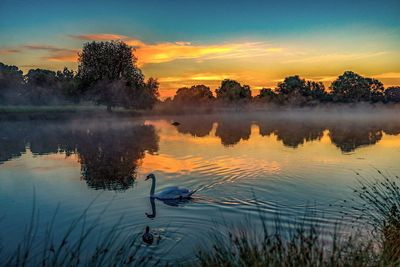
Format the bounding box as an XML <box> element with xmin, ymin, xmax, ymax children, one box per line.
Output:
<box><xmin>145</xmin><ymin>173</ymin><xmax>196</xmax><ymax>200</ymax></box>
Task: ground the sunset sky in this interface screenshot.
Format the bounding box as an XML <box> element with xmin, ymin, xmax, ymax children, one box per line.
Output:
<box><xmin>1</xmin><ymin>0</ymin><xmax>399</xmax><ymax>97</ymax></box>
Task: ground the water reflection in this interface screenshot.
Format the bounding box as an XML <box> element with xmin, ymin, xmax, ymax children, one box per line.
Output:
<box><xmin>0</xmin><ymin>120</ymin><xmax>159</xmax><ymax>190</ymax></box>
<box><xmin>258</xmin><ymin>118</ymin><xmax>324</xmax><ymax>148</ymax></box>
<box><xmin>171</xmin><ymin>114</ymin><xmax>400</xmax><ymax>151</ymax></box>
<box><xmin>146</xmin><ymin>197</ymin><xmax>193</xmax><ymax>219</ymax></box>
<box><xmin>1</xmin><ymin>114</ymin><xmax>400</xmax><ymax>178</ymax></box>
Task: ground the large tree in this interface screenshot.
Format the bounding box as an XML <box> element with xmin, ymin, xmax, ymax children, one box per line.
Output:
<box><xmin>215</xmin><ymin>79</ymin><xmax>251</xmax><ymax>101</ymax></box>
<box><xmin>330</xmin><ymin>71</ymin><xmax>372</xmax><ymax>102</ymax></box>
<box><xmin>78</xmin><ymin>41</ymin><xmax>157</xmax><ymax>110</ymax></box>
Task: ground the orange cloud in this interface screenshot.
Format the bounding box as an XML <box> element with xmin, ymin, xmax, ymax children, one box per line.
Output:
<box><xmin>46</xmin><ymin>50</ymin><xmax>78</xmax><ymax>62</ymax></box>
<box><xmin>134</xmin><ymin>41</ymin><xmax>234</xmax><ymax>66</ymax></box>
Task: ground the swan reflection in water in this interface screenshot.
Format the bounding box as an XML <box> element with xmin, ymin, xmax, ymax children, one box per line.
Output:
<box><xmin>146</xmin><ymin>195</ymin><xmax>194</xmax><ymax>219</ymax></box>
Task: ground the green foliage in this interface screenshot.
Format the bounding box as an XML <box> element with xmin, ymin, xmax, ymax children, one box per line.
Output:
<box><xmin>215</xmin><ymin>79</ymin><xmax>251</xmax><ymax>101</ymax></box>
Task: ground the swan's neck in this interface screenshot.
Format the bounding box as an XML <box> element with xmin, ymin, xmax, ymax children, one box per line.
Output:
<box><xmin>150</xmin><ymin>177</ymin><xmax>156</xmax><ymax>196</ymax></box>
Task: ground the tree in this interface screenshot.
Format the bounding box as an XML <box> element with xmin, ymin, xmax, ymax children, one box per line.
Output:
<box><xmin>257</xmin><ymin>88</ymin><xmax>277</xmax><ymax>102</ymax></box>
<box><xmin>385</xmin><ymin>86</ymin><xmax>400</xmax><ymax>102</ymax></box>
<box><xmin>307</xmin><ymin>81</ymin><xmax>328</xmax><ymax>101</ymax></box>
<box><xmin>78</xmin><ymin>41</ymin><xmax>150</xmax><ymax>110</ymax></box>
<box><xmin>0</xmin><ymin>62</ymin><xmax>24</xmax><ymax>104</ymax></box>
<box><xmin>277</xmin><ymin>75</ymin><xmax>310</xmax><ymax>96</ymax></box>
<box><xmin>56</xmin><ymin>67</ymin><xmax>79</xmax><ymax>103</ymax></box>
<box><xmin>174</xmin><ymin>84</ymin><xmax>214</xmax><ymax>104</ymax></box>
<box><xmin>367</xmin><ymin>78</ymin><xmax>385</xmax><ymax>102</ymax></box>
<box><xmin>133</xmin><ymin>78</ymin><xmax>160</xmax><ymax>109</ymax></box>
<box><xmin>25</xmin><ymin>69</ymin><xmax>58</xmax><ymax>105</ymax></box>
<box><xmin>330</xmin><ymin>71</ymin><xmax>371</xmax><ymax>102</ymax></box>
<box><xmin>215</xmin><ymin>79</ymin><xmax>251</xmax><ymax>101</ymax></box>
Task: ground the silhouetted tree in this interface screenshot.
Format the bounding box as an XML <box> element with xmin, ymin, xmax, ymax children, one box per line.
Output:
<box><xmin>307</xmin><ymin>81</ymin><xmax>328</xmax><ymax>101</ymax></box>
<box><xmin>276</xmin><ymin>75</ymin><xmax>313</xmax><ymax>105</ymax></box>
<box><xmin>25</xmin><ymin>69</ymin><xmax>59</xmax><ymax>105</ymax></box>
<box><xmin>0</xmin><ymin>62</ymin><xmax>24</xmax><ymax>104</ymax></box>
<box><xmin>385</xmin><ymin>86</ymin><xmax>400</xmax><ymax>102</ymax></box>
<box><xmin>215</xmin><ymin>79</ymin><xmax>251</xmax><ymax>101</ymax></box>
<box><xmin>132</xmin><ymin>77</ymin><xmax>160</xmax><ymax>109</ymax></box>
<box><xmin>78</xmin><ymin>41</ymin><xmax>155</xmax><ymax>111</ymax></box>
<box><xmin>56</xmin><ymin>67</ymin><xmax>79</xmax><ymax>103</ymax></box>
<box><xmin>330</xmin><ymin>71</ymin><xmax>371</xmax><ymax>102</ymax></box>
<box><xmin>277</xmin><ymin>76</ymin><xmax>311</xmax><ymax>95</ymax></box>
<box><xmin>367</xmin><ymin>78</ymin><xmax>385</xmax><ymax>102</ymax></box>
<box><xmin>174</xmin><ymin>84</ymin><xmax>214</xmax><ymax>104</ymax></box>
<box><xmin>257</xmin><ymin>88</ymin><xmax>277</xmax><ymax>102</ymax></box>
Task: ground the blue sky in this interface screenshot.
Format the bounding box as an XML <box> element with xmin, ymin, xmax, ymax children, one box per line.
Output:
<box><xmin>1</xmin><ymin>0</ymin><xmax>399</xmax><ymax>96</ymax></box>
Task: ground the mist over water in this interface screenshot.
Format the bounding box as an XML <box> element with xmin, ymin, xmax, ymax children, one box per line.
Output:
<box><xmin>0</xmin><ymin>109</ymin><xmax>400</xmax><ymax>262</ymax></box>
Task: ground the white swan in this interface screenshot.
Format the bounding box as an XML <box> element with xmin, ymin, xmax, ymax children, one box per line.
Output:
<box><xmin>145</xmin><ymin>173</ymin><xmax>196</xmax><ymax>200</ymax></box>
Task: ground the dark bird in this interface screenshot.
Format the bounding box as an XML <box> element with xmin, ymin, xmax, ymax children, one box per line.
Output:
<box><xmin>171</xmin><ymin>121</ymin><xmax>180</xmax><ymax>126</ymax></box>
<box><xmin>142</xmin><ymin>226</ymin><xmax>154</xmax><ymax>245</ymax></box>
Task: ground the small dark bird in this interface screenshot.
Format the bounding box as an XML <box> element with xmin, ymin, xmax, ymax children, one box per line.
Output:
<box><xmin>142</xmin><ymin>226</ymin><xmax>154</xmax><ymax>245</ymax></box>
<box><xmin>171</xmin><ymin>121</ymin><xmax>180</xmax><ymax>126</ymax></box>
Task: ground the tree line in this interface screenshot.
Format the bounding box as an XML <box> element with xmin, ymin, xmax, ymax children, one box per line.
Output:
<box><xmin>0</xmin><ymin>41</ymin><xmax>159</xmax><ymax>110</ymax></box>
<box><xmin>1</xmin><ymin>40</ymin><xmax>400</xmax><ymax>110</ymax></box>
<box><xmin>169</xmin><ymin>73</ymin><xmax>400</xmax><ymax>106</ymax></box>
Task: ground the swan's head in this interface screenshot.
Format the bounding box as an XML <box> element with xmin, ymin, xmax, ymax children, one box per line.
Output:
<box><xmin>145</xmin><ymin>173</ymin><xmax>155</xmax><ymax>181</ymax></box>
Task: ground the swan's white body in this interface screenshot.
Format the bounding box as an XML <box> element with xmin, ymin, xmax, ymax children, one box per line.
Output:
<box><xmin>146</xmin><ymin>174</ymin><xmax>196</xmax><ymax>200</ymax></box>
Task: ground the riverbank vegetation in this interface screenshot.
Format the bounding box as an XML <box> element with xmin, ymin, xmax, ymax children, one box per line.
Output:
<box><xmin>1</xmin><ymin>41</ymin><xmax>400</xmax><ymax>114</ymax></box>
<box><xmin>1</xmin><ymin>172</ymin><xmax>399</xmax><ymax>266</ymax></box>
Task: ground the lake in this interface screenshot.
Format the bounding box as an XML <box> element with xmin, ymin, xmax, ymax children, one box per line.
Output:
<box><xmin>0</xmin><ymin>111</ymin><xmax>400</xmax><ymax>263</ymax></box>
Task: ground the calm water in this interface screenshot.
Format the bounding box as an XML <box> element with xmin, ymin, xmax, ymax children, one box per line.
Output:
<box><xmin>0</xmin><ymin>112</ymin><xmax>400</xmax><ymax>263</ymax></box>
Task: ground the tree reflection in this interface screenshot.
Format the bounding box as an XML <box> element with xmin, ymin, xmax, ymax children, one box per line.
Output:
<box><xmin>215</xmin><ymin>117</ymin><xmax>252</xmax><ymax>146</ymax></box>
<box><xmin>174</xmin><ymin>116</ymin><xmax>214</xmax><ymax>137</ymax></box>
<box><xmin>258</xmin><ymin>118</ymin><xmax>324</xmax><ymax>148</ymax></box>
<box><xmin>0</xmin><ymin>120</ymin><xmax>159</xmax><ymax>191</ymax></box>
<box><xmin>74</xmin><ymin>124</ymin><xmax>158</xmax><ymax>190</ymax></box>
<box><xmin>329</xmin><ymin>124</ymin><xmax>383</xmax><ymax>153</ymax></box>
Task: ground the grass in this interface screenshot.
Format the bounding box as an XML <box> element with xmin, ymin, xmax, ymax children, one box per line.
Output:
<box><xmin>0</xmin><ymin>199</ymin><xmax>162</xmax><ymax>267</ymax></box>
<box><xmin>1</xmin><ymin>172</ymin><xmax>399</xmax><ymax>266</ymax></box>
<box><xmin>0</xmin><ymin>104</ymin><xmax>142</xmax><ymax>120</ymax></box>
<box><xmin>197</xmin><ymin>171</ymin><xmax>400</xmax><ymax>267</ymax></box>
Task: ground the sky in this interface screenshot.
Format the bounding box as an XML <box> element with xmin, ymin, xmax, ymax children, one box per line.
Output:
<box><xmin>0</xmin><ymin>0</ymin><xmax>399</xmax><ymax>97</ymax></box>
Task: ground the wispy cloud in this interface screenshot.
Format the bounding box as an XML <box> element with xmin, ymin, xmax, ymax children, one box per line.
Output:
<box><xmin>23</xmin><ymin>44</ymin><xmax>78</xmax><ymax>62</ymax></box>
<box><xmin>0</xmin><ymin>48</ymin><xmax>21</xmax><ymax>55</ymax></box>
<box><xmin>283</xmin><ymin>51</ymin><xmax>388</xmax><ymax>64</ymax></box>
<box><xmin>373</xmin><ymin>72</ymin><xmax>400</xmax><ymax>79</ymax></box>
<box><xmin>69</xmin><ymin>33</ymin><xmax>128</xmax><ymax>41</ymax></box>
<box><xmin>13</xmin><ymin>34</ymin><xmax>284</xmax><ymax>67</ymax></box>
<box><xmin>132</xmin><ymin>40</ymin><xmax>283</xmax><ymax>66</ymax></box>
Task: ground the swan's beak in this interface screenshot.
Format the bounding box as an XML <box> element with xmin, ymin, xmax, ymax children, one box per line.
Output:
<box><xmin>145</xmin><ymin>175</ymin><xmax>150</xmax><ymax>181</ymax></box>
